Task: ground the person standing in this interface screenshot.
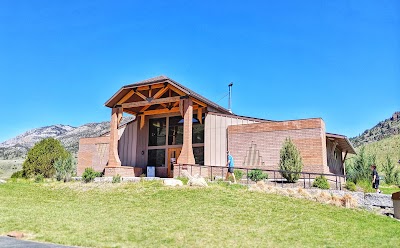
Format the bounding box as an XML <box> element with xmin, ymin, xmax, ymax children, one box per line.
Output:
<box><xmin>226</xmin><ymin>151</ymin><xmax>236</xmax><ymax>183</ymax></box>
<box><xmin>370</xmin><ymin>165</ymin><xmax>381</xmax><ymax>193</ymax></box>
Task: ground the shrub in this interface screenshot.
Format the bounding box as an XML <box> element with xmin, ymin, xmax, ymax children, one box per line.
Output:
<box><xmin>112</xmin><ymin>174</ymin><xmax>121</xmax><ymax>183</ymax></box>
<box><xmin>382</xmin><ymin>155</ymin><xmax>395</xmax><ymax>184</ymax></box>
<box><xmin>346</xmin><ymin>146</ymin><xmax>376</xmax><ymax>184</ymax></box>
<box><xmin>394</xmin><ymin>169</ymin><xmax>400</xmax><ymax>186</ymax></box>
<box><xmin>82</xmin><ymin>168</ymin><xmax>100</xmax><ymax>183</ymax></box>
<box><xmin>234</xmin><ymin>169</ymin><xmax>244</xmax><ymax>180</ymax></box>
<box><xmin>54</xmin><ymin>154</ymin><xmax>76</xmax><ymax>182</ymax></box>
<box><xmin>247</xmin><ymin>169</ymin><xmax>268</xmax><ymax>182</ymax></box>
<box><xmin>11</xmin><ymin>170</ymin><xmax>24</xmax><ymax>179</ymax></box>
<box><xmin>227</xmin><ymin>170</ymin><xmax>244</xmax><ymax>182</ymax></box>
<box><xmin>22</xmin><ymin>138</ymin><xmax>69</xmax><ymax>178</ymax></box>
<box><xmin>312</xmin><ymin>176</ymin><xmax>330</xmax><ymax>189</ymax></box>
<box><xmin>356</xmin><ymin>179</ymin><xmax>375</xmax><ymax>193</ymax></box>
<box><xmin>279</xmin><ymin>138</ymin><xmax>303</xmax><ymax>182</ymax></box>
<box><xmin>345</xmin><ymin>181</ymin><xmax>356</xmax><ymax>191</ymax></box>
<box><xmin>34</xmin><ymin>174</ymin><xmax>44</xmax><ymax>183</ymax></box>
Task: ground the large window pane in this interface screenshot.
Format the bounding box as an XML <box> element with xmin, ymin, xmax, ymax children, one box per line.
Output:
<box><xmin>192</xmin><ymin>121</ymin><xmax>204</xmax><ymax>144</ymax></box>
<box><xmin>193</xmin><ymin>146</ymin><xmax>204</xmax><ymax>165</ymax></box>
<box><xmin>148</xmin><ymin>149</ymin><xmax>165</xmax><ymax>167</ymax></box>
<box><xmin>148</xmin><ymin>118</ymin><xmax>166</xmax><ymax>146</ymax></box>
<box><xmin>167</xmin><ymin>115</ymin><xmax>204</xmax><ymax>145</ymax></box>
<box><xmin>168</xmin><ymin>116</ymin><xmax>183</xmax><ymax>145</ymax></box>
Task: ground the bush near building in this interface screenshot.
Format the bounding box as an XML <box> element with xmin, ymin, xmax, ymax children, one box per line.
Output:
<box><xmin>312</xmin><ymin>176</ymin><xmax>330</xmax><ymax>189</ymax></box>
<box><xmin>112</xmin><ymin>174</ymin><xmax>121</xmax><ymax>183</ymax></box>
<box><xmin>82</xmin><ymin>167</ymin><xmax>101</xmax><ymax>183</ymax></box>
<box><xmin>247</xmin><ymin>169</ymin><xmax>268</xmax><ymax>182</ymax></box>
<box><xmin>234</xmin><ymin>169</ymin><xmax>244</xmax><ymax>180</ymax></box>
<box><xmin>279</xmin><ymin>138</ymin><xmax>303</xmax><ymax>183</ymax></box>
<box><xmin>345</xmin><ymin>181</ymin><xmax>357</xmax><ymax>191</ymax></box>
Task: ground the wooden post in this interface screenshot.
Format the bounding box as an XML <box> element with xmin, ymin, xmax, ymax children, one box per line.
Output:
<box><xmin>197</xmin><ymin>108</ymin><xmax>203</xmax><ymax>124</ymax></box>
<box><xmin>108</xmin><ymin>106</ymin><xmax>123</xmax><ymax>167</ymax></box>
<box><xmin>140</xmin><ymin>115</ymin><xmax>145</xmax><ymax>129</ymax></box>
<box><xmin>177</xmin><ymin>97</ymin><xmax>195</xmax><ymax>165</ymax></box>
<box><xmin>342</xmin><ymin>151</ymin><xmax>348</xmax><ymax>178</ymax></box>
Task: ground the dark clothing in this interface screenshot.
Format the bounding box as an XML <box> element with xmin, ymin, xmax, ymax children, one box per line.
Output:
<box><xmin>228</xmin><ymin>167</ymin><xmax>234</xmax><ymax>173</ymax></box>
<box><xmin>372</xmin><ymin>169</ymin><xmax>379</xmax><ymax>189</ymax></box>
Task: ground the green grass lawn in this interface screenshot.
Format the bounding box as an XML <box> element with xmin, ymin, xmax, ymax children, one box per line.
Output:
<box><xmin>380</xmin><ymin>184</ymin><xmax>400</xmax><ymax>195</ymax></box>
<box><xmin>355</xmin><ymin>180</ymin><xmax>400</xmax><ymax>195</ymax></box>
<box><xmin>0</xmin><ymin>180</ymin><xmax>399</xmax><ymax>248</ymax></box>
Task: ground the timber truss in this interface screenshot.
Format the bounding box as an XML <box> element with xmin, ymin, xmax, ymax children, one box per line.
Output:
<box><xmin>115</xmin><ymin>82</ymin><xmax>206</xmax><ymax>128</ymax></box>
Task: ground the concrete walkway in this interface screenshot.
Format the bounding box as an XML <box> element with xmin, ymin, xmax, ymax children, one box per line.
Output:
<box><xmin>0</xmin><ymin>236</ymin><xmax>75</xmax><ymax>248</ymax></box>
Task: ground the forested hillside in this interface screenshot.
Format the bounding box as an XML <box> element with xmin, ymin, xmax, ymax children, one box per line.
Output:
<box><xmin>350</xmin><ymin>112</ymin><xmax>400</xmax><ymax>147</ymax></box>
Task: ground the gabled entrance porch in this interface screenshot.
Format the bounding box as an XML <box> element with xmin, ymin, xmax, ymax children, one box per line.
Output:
<box><xmin>103</xmin><ymin>76</ymin><xmax>216</xmax><ymax>178</ymax></box>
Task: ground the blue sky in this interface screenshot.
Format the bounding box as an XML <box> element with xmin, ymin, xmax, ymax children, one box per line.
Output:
<box><xmin>0</xmin><ymin>0</ymin><xmax>399</xmax><ymax>142</ymax></box>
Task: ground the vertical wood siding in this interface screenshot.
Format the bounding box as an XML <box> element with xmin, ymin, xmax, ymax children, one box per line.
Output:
<box><xmin>326</xmin><ymin>139</ymin><xmax>344</xmax><ymax>175</ymax></box>
<box><xmin>118</xmin><ymin>120</ymin><xmax>138</xmax><ymax>166</ymax></box>
<box><xmin>204</xmin><ymin>113</ymin><xmax>259</xmax><ymax>166</ymax></box>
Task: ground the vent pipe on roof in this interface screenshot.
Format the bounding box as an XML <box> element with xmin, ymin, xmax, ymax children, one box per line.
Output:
<box><xmin>228</xmin><ymin>82</ymin><xmax>233</xmax><ymax>114</ymax></box>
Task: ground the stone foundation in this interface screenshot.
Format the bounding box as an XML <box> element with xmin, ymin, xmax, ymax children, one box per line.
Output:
<box><xmin>104</xmin><ymin>166</ymin><xmax>142</xmax><ymax>177</ymax></box>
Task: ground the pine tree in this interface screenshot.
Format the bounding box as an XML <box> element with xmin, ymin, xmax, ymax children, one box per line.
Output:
<box><xmin>279</xmin><ymin>138</ymin><xmax>303</xmax><ymax>183</ymax></box>
<box><xmin>382</xmin><ymin>155</ymin><xmax>395</xmax><ymax>184</ymax></box>
<box><xmin>23</xmin><ymin>138</ymin><xmax>69</xmax><ymax>178</ymax></box>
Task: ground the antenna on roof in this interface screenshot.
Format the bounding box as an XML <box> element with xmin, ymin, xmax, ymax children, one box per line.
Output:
<box><xmin>228</xmin><ymin>82</ymin><xmax>233</xmax><ymax>114</ymax></box>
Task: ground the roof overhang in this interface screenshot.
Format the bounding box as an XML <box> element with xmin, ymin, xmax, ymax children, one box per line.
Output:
<box><xmin>326</xmin><ymin>133</ymin><xmax>356</xmax><ymax>154</ymax></box>
<box><xmin>104</xmin><ymin>75</ymin><xmax>232</xmax><ymax>115</ymax></box>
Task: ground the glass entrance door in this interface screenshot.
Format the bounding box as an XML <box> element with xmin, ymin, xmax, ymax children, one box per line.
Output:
<box><xmin>167</xmin><ymin>148</ymin><xmax>181</xmax><ymax>178</ymax></box>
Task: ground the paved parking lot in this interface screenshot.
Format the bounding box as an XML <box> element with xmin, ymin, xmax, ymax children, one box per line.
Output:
<box><xmin>0</xmin><ymin>236</ymin><xmax>74</xmax><ymax>248</ymax></box>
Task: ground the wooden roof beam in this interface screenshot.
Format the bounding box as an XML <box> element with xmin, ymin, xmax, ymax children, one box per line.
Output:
<box><xmin>117</xmin><ymin>90</ymin><xmax>135</xmax><ymax>105</ymax></box>
<box><xmin>151</xmin><ymin>85</ymin><xmax>170</xmax><ymax>99</ymax></box>
<box><xmin>143</xmin><ymin>105</ymin><xmax>199</xmax><ymax>116</ymax></box>
<box><xmin>137</xmin><ymin>85</ymin><xmax>182</xmax><ymax>113</ymax></box>
<box><xmin>191</xmin><ymin>97</ymin><xmax>207</xmax><ymax>107</ymax></box>
<box><xmin>123</xmin><ymin>109</ymin><xmax>136</xmax><ymax>116</ymax></box>
<box><xmin>134</xmin><ymin>83</ymin><xmax>165</xmax><ymax>91</ymax></box>
<box><xmin>122</xmin><ymin>96</ymin><xmax>181</xmax><ymax>108</ymax></box>
<box><xmin>168</xmin><ymin>84</ymin><xmax>186</xmax><ymax>96</ymax></box>
<box><xmin>134</xmin><ymin>90</ymin><xmax>147</xmax><ymax>100</ymax></box>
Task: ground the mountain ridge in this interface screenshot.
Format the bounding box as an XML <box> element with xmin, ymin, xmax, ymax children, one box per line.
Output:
<box><xmin>349</xmin><ymin>111</ymin><xmax>400</xmax><ymax>147</ymax></box>
<box><xmin>0</xmin><ymin>117</ymin><xmax>134</xmax><ymax>160</ymax></box>
<box><xmin>1</xmin><ymin>112</ymin><xmax>398</xmax><ymax>160</ymax></box>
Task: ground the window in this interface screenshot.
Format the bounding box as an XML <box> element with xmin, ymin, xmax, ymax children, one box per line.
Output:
<box><xmin>168</xmin><ymin>115</ymin><xmax>205</xmax><ymax>145</ymax></box>
<box><xmin>193</xmin><ymin>146</ymin><xmax>204</xmax><ymax>165</ymax></box>
<box><xmin>192</xmin><ymin>121</ymin><xmax>204</xmax><ymax>144</ymax></box>
<box><xmin>168</xmin><ymin>116</ymin><xmax>183</xmax><ymax>145</ymax></box>
<box><xmin>148</xmin><ymin>118</ymin><xmax>166</xmax><ymax>146</ymax></box>
<box><xmin>148</xmin><ymin>149</ymin><xmax>165</xmax><ymax>166</ymax></box>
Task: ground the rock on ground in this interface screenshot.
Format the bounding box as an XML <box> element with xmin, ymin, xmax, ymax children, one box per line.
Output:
<box><xmin>213</xmin><ymin>176</ymin><xmax>224</xmax><ymax>181</ymax></box>
<box><xmin>188</xmin><ymin>176</ymin><xmax>208</xmax><ymax>187</ymax></box>
<box><xmin>181</xmin><ymin>170</ymin><xmax>208</xmax><ymax>187</ymax></box>
<box><xmin>0</xmin><ymin>179</ymin><xmax>6</xmax><ymax>184</ymax></box>
<box><xmin>364</xmin><ymin>193</ymin><xmax>393</xmax><ymax>208</ymax></box>
<box><xmin>7</xmin><ymin>231</ymin><xmax>25</xmax><ymax>239</ymax></box>
<box><xmin>163</xmin><ymin>179</ymin><xmax>183</xmax><ymax>187</ymax></box>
